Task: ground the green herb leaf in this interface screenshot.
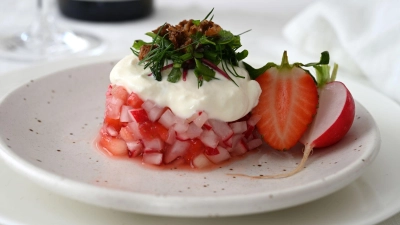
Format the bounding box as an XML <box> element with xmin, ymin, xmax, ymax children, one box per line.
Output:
<box><xmin>195</xmin><ymin>58</ymin><xmax>216</xmax><ymax>81</ymax></box>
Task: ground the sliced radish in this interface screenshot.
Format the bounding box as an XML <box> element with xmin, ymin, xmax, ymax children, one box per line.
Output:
<box><xmin>176</xmin><ymin>131</ymin><xmax>190</xmax><ymax>141</ymax></box>
<box><xmin>142</xmin><ymin>152</ymin><xmax>163</xmax><ymax>165</ymax></box>
<box><xmin>205</xmin><ymin>146</ymin><xmax>231</xmax><ymax>164</ymax></box>
<box><xmin>127</xmin><ymin>120</ymin><xmax>143</xmax><ymax>139</ymax></box>
<box><xmin>200</xmin><ymin>129</ymin><xmax>220</xmax><ymax>148</ymax></box>
<box><xmin>208</xmin><ymin>119</ymin><xmax>234</xmax><ymax>141</ymax></box>
<box><xmin>164</xmin><ymin>140</ymin><xmax>191</xmax><ymax>164</ymax></box>
<box><xmin>141</xmin><ymin>99</ymin><xmax>156</xmax><ymax>113</ymax></box>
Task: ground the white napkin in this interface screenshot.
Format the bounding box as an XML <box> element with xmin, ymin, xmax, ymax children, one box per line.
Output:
<box><xmin>283</xmin><ymin>0</ymin><xmax>400</xmax><ymax>103</ymax></box>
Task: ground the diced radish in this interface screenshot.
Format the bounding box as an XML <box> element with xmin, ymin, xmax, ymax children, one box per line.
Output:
<box><xmin>126</xmin><ymin>140</ymin><xmax>143</xmax><ymax>157</ymax></box>
<box><xmin>165</xmin><ymin>128</ymin><xmax>177</xmax><ymax>145</ymax></box>
<box><xmin>229</xmin><ymin>121</ymin><xmax>247</xmax><ymax>134</ymax></box>
<box><xmin>173</xmin><ymin>117</ymin><xmax>189</xmax><ymax>133</ymax></box>
<box><xmin>147</xmin><ymin>105</ymin><xmax>164</xmax><ymax>122</ymax></box>
<box><xmin>105</xmin><ymin>96</ymin><xmax>124</xmax><ymax>119</ymax></box>
<box><xmin>129</xmin><ymin>108</ymin><xmax>149</xmax><ymax>123</ymax></box>
<box><xmin>106</xmin><ymin>126</ymin><xmax>118</xmax><ymax>137</ymax></box>
<box><xmin>208</xmin><ymin>119</ymin><xmax>234</xmax><ymax>141</ymax></box>
<box><xmin>176</xmin><ymin>132</ymin><xmax>190</xmax><ymax>141</ymax></box>
<box><xmin>230</xmin><ymin>139</ymin><xmax>248</xmax><ymax>156</ymax></box>
<box><xmin>142</xmin><ymin>137</ymin><xmax>164</xmax><ymax>151</ymax></box>
<box><xmin>186</xmin><ymin>122</ymin><xmax>203</xmax><ymax>139</ymax></box>
<box><xmin>202</xmin><ymin>121</ymin><xmax>212</xmax><ymax>130</ymax></box>
<box><xmin>127</xmin><ymin>121</ymin><xmax>143</xmax><ymax>139</ymax></box>
<box><xmin>142</xmin><ymin>152</ymin><xmax>163</xmax><ymax>165</ymax></box>
<box><xmin>223</xmin><ymin>136</ymin><xmax>233</xmax><ymax>148</ymax></box>
<box><xmin>120</xmin><ymin>105</ymin><xmax>133</xmax><ymax>122</ymax></box>
<box><xmin>192</xmin><ymin>154</ymin><xmax>212</xmax><ymax>168</ymax></box>
<box><xmin>205</xmin><ymin>146</ymin><xmax>231</xmax><ymax>164</ymax></box>
<box><xmin>141</xmin><ymin>99</ymin><xmax>156</xmax><ymax>111</ymax></box>
<box><xmin>231</xmin><ymin>134</ymin><xmax>243</xmax><ymax>148</ymax></box>
<box><xmin>164</xmin><ymin>140</ymin><xmax>191</xmax><ymax>164</ymax></box>
<box><xmin>247</xmin><ymin>138</ymin><xmax>263</xmax><ymax>150</ymax></box>
<box><xmin>244</xmin><ymin>124</ymin><xmax>255</xmax><ymax>138</ymax></box>
<box><xmin>247</xmin><ymin>114</ymin><xmax>262</xmax><ymax>127</ymax></box>
<box><xmin>200</xmin><ymin>130</ymin><xmax>220</xmax><ymax>148</ymax></box>
<box><xmin>106</xmin><ymin>84</ymin><xmax>112</xmax><ymax>96</ymax></box>
<box><xmin>193</xmin><ymin>111</ymin><xmax>208</xmax><ymax>128</ymax></box>
<box><xmin>158</xmin><ymin>109</ymin><xmax>176</xmax><ymax>128</ymax></box>
<box><xmin>186</xmin><ymin>112</ymin><xmax>200</xmax><ymax>123</ymax></box>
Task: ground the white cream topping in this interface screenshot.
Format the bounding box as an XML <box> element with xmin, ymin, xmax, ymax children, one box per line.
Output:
<box><xmin>110</xmin><ymin>54</ymin><xmax>261</xmax><ymax>122</ymax></box>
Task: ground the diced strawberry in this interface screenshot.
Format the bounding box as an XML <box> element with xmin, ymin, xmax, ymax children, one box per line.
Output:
<box><xmin>183</xmin><ymin>138</ymin><xmax>204</xmax><ymax>162</ymax></box>
<box><xmin>126</xmin><ymin>92</ymin><xmax>144</xmax><ymax>108</ymax></box>
<box><xmin>153</xmin><ymin>122</ymin><xmax>169</xmax><ymax>142</ymax></box>
<box><xmin>119</xmin><ymin>126</ymin><xmax>136</xmax><ymax>142</ymax></box>
<box><xmin>249</xmin><ymin>51</ymin><xmax>319</xmax><ymax>150</ymax></box>
<box><xmin>99</xmin><ymin>134</ymin><xmax>128</xmax><ymax>156</ymax></box>
<box><xmin>139</xmin><ymin>121</ymin><xmax>158</xmax><ymax>140</ymax></box>
<box><xmin>111</xmin><ymin>85</ymin><xmax>129</xmax><ymax>102</ymax></box>
<box><xmin>129</xmin><ymin>108</ymin><xmax>149</xmax><ymax>123</ymax></box>
<box><xmin>104</xmin><ymin>117</ymin><xmax>122</xmax><ymax>132</ymax></box>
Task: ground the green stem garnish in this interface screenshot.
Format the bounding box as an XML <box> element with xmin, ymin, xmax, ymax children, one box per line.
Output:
<box><xmin>131</xmin><ymin>8</ymin><xmax>249</xmax><ymax>87</ymax></box>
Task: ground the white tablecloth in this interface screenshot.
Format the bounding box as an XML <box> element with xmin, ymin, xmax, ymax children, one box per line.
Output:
<box><xmin>0</xmin><ymin>0</ymin><xmax>399</xmax><ymax>224</ymax></box>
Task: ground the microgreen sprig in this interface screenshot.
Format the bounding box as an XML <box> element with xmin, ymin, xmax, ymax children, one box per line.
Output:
<box><xmin>130</xmin><ymin>9</ymin><xmax>250</xmax><ymax>87</ymax></box>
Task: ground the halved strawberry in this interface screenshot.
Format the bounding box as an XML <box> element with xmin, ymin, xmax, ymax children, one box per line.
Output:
<box><xmin>244</xmin><ymin>51</ymin><xmax>323</xmax><ymax>150</ymax></box>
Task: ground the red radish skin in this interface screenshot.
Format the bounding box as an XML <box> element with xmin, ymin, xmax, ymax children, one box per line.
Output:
<box><xmin>301</xmin><ymin>81</ymin><xmax>355</xmax><ymax>148</ymax></box>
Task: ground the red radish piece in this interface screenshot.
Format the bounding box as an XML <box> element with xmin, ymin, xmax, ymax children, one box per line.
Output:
<box><xmin>129</xmin><ymin>108</ymin><xmax>149</xmax><ymax>123</ymax></box>
<box><xmin>142</xmin><ymin>152</ymin><xmax>163</xmax><ymax>165</ymax></box>
<box><xmin>208</xmin><ymin>119</ymin><xmax>234</xmax><ymax>141</ymax></box>
<box><xmin>120</xmin><ymin>105</ymin><xmax>133</xmax><ymax>122</ymax></box>
<box><xmin>164</xmin><ymin>140</ymin><xmax>191</xmax><ymax>164</ymax></box>
<box><xmin>192</xmin><ymin>153</ymin><xmax>212</xmax><ymax>168</ymax></box>
<box><xmin>205</xmin><ymin>146</ymin><xmax>231</xmax><ymax>164</ymax></box>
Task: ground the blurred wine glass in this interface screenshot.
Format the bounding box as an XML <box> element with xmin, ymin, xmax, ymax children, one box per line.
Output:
<box><xmin>0</xmin><ymin>0</ymin><xmax>102</xmax><ymax>61</ymax></box>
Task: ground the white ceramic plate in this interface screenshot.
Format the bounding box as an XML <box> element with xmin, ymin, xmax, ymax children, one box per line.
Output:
<box><xmin>0</xmin><ymin>59</ymin><xmax>380</xmax><ymax>217</ymax></box>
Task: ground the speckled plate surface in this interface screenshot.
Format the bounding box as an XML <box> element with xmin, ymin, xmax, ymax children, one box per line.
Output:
<box><xmin>0</xmin><ymin>61</ymin><xmax>380</xmax><ymax>217</ymax></box>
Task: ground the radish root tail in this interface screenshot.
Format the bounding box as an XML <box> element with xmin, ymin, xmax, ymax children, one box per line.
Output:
<box><xmin>229</xmin><ymin>145</ymin><xmax>314</xmax><ymax>179</ymax></box>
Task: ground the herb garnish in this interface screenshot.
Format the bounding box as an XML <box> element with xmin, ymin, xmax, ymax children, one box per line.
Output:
<box><xmin>131</xmin><ymin>8</ymin><xmax>250</xmax><ymax>87</ymax></box>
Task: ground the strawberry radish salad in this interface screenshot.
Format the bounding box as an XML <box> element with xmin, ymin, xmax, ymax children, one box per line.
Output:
<box><xmin>98</xmin><ymin>11</ymin><xmax>355</xmax><ymax>178</ymax></box>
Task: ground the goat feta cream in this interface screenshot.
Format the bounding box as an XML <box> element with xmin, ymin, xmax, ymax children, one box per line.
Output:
<box><xmin>110</xmin><ymin>54</ymin><xmax>261</xmax><ymax>122</ymax></box>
